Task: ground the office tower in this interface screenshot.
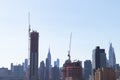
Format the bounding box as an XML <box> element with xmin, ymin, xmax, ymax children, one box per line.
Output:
<box><xmin>95</xmin><ymin>67</ymin><xmax>116</xmax><ymax>80</ymax></box>
<box><xmin>45</xmin><ymin>48</ymin><xmax>52</xmax><ymax>80</ymax></box>
<box><xmin>24</xmin><ymin>59</ymin><xmax>28</xmax><ymax>72</ymax></box>
<box><xmin>84</xmin><ymin>60</ymin><xmax>92</xmax><ymax>80</ymax></box>
<box><xmin>39</xmin><ymin>61</ymin><xmax>45</xmax><ymax>80</ymax></box>
<box><xmin>29</xmin><ymin>31</ymin><xmax>39</xmax><ymax>80</ymax></box>
<box><xmin>109</xmin><ymin>43</ymin><xmax>116</xmax><ymax>68</ymax></box>
<box><xmin>54</xmin><ymin>58</ymin><xmax>60</xmax><ymax>67</ymax></box>
<box><xmin>52</xmin><ymin>66</ymin><xmax>60</xmax><ymax>80</ymax></box>
<box><xmin>13</xmin><ymin>64</ymin><xmax>24</xmax><ymax>78</ymax></box>
<box><xmin>62</xmin><ymin>54</ymin><xmax>82</xmax><ymax>80</ymax></box>
<box><xmin>11</xmin><ymin>63</ymin><xmax>14</xmax><ymax>72</ymax></box>
<box><xmin>92</xmin><ymin>46</ymin><xmax>106</xmax><ymax>78</ymax></box>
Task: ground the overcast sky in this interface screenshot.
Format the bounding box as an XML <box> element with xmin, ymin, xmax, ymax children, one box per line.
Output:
<box><xmin>0</xmin><ymin>0</ymin><xmax>120</xmax><ymax>69</ymax></box>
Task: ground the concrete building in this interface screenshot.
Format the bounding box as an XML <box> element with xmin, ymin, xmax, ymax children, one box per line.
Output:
<box><xmin>62</xmin><ymin>56</ymin><xmax>82</xmax><ymax>80</ymax></box>
<box><xmin>29</xmin><ymin>31</ymin><xmax>39</xmax><ymax>80</ymax></box>
<box><xmin>95</xmin><ymin>67</ymin><xmax>116</xmax><ymax>80</ymax></box>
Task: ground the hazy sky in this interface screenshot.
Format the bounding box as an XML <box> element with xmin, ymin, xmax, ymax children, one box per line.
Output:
<box><xmin>0</xmin><ymin>0</ymin><xmax>120</xmax><ymax>68</ymax></box>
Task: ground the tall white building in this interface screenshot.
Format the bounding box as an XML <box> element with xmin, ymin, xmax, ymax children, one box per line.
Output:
<box><xmin>109</xmin><ymin>43</ymin><xmax>116</xmax><ymax>68</ymax></box>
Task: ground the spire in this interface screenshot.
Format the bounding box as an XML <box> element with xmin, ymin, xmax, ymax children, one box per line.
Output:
<box><xmin>28</xmin><ymin>12</ymin><xmax>31</xmax><ymax>36</ymax></box>
<box><xmin>47</xmin><ymin>47</ymin><xmax>51</xmax><ymax>59</ymax></box>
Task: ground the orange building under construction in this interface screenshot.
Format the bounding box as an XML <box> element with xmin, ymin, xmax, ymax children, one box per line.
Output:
<box><xmin>62</xmin><ymin>56</ymin><xmax>82</xmax><ymax>80</ymax></box>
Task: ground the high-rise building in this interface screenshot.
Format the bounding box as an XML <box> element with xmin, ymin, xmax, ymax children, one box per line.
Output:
<box><xmin>13</xmin><ymin>64</ymin><xmax>24</xmax><ymax>78</ymax></box>
<box><xmin>62</xmin><ymin>55</ymin><xmax>82</xmax><ymax>80</ymax></box>
<box><xmin>24</xmin><ymin>59</ymin><xmax>28</xmax><ymax>72</ymax></box>
<box><xmin>95</xmin><ymin>67</ymin><xmax>116</xmax><ymax>80</ymax></box>
<box><xmin>54</xmin><ymin>59</ymin><xmax>60</xmax><ymax>68</ymax></box>
<box><xmin>92</xmin><ymin>46</ymin><xmax>106</xmax><ymax>78</ymax></box>
<box><xmin>109</xmin><ymin>43</ymin><xmax>116</xmax><ymax>68</ymax></box>
<box><xmin>84</xmin><ymin>60</ymin><xmax>92</xmax><ymax>80</ymax></box>
<box><xmin>11</xmin><ymin>63</ymin><xmax>14</xmax><ymax>72</ymax></box>
<box><xmin>39</xmin><ymin>61</ymin><xmax>45</xmax><ymax>80</ymax></box>
<box><xmin>29</xmin><ymin>31</ymin><xmax>39</xmax><ymax>80</ymax></box>
<box><xmin>52</xmin><ymin>66</ymin><xmax>60</xmax><ymax>80</ymax></box>
<box><xmin>45</xmin><ymin>48</ymin><xmax>52</xmax><ymax>80</ymax></box>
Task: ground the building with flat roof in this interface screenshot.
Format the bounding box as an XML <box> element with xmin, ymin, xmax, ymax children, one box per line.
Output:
<box><xmin>62</xmin><ymin>57</ymin><xmax>82</xmax><ymax>80</ymax></box>
<box><xmin>95</xmin><ymin>67</ymin><xmax>116</xmax><ymax>80</ymax></box>
<box><xmin>29</xmin><ymin>31</ymin><xmax>39</xmax><ymax>80</ymax></box>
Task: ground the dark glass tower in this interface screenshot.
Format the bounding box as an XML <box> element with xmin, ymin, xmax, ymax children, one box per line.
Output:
<box><xmin>29</xmin><ymin>31</ymin><xmax>39</xmax><ymax>80</ymax></box>
<box><xmin>92</xmin><ymin>46</ymin><xmax>106</xmax><ymax>79</ymax></box>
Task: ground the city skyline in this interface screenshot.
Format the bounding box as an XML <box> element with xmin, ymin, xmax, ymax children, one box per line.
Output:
<box><xmin>0</xmin><ymin>0</ymin><xmax>120</xmax><ymax>69</ymax></box>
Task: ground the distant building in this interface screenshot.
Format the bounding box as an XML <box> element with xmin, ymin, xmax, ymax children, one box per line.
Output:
<box><xmin>29</xmin><ymin>31</ymin><xmax>39</xmax><ymax>80</ymax></box>
<box><xmin>0</xmin><ymin>67</ymin><xmax>10</xmax><ymax>77</ymax></box>
<box><xmin>95</xmin><ymin>67</ymin><xmax>116</xmax><ymax>80</ymax></box>
<box><xmin>92</xmin><ymin>46</ymin><xmax>106</xmax><ymax>76</ymax></box>
<box><xmin>84</xmin><ymin>60</ymin><xmax>92</xmax><ymax>80</ymax></box>
<box><xmin>39</xmin><ymin>61</ymin><xmax>45</xmax><ymax>80</ymax></box>
<box><xmin>54</xmin><ymin>59</ymin><xmax>60</xmax><ymax>68</ymax></box>
<box><xmin>109</xmin><ymin>43</ymin><xmax>116</xmax><ymax>69</ymax></box>
<box><xmin>62</xmin><ymin>56</ymin><xmax>82</xmax><ymax>80</ymax></box>
<box><xmin>0</xmin><ymin>65</ymin><xmax>24</xmax><ymax>80</ymax></box>
<box><xmin>45</xmin><ymin>48</ymin><xmax>52</xmax><ymax>80</ymax></box>
<box><xmin>13</xmin><ymin>64</ymin><xmax>24</xmax><ymax>78</ymax></box>
<box><xmin>24</xmin><ymin>59</ymin><xmax>28</xmax><ymax>72</ymax></box>
<box><xmin>0</xmin><ymin>67</ymin><xmax>12</xmax><ymax>80</ymax></box>
<box><xmin>11</xmin><ymin>63</ymin><xmax>14</xmax><ymax>72</ymax></box>
<box><xmin>52</xmin><ymin>66</ymin><xmax>60</xmax><ymax>80</ymax></box>
<box><xmin>115</xmin><ymin>68</ymin><xmax>120</xmax><ymax>80</ymax></box>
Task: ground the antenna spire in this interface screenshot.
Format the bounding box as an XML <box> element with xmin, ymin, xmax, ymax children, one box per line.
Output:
<box><xmin>68</xmin><ymin>32</ymin><xmax>72</xmax><ymax>60</ymax></box>
<box><xmin>28</xmin><ymin>12</ymin><xmax>31</xmax><ymax>35</ymax></box>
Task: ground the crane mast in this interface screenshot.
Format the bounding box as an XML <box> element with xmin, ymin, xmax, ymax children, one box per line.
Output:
<box><xmin>68</xmin><ymin>32</ymin><xmax>72</xmax><ymax>60</ymax></box>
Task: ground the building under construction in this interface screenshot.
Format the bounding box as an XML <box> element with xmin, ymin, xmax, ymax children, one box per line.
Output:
<box><xmin>62</xmin><ymin>58</ymin><xmax>82</xmax><ymax>80</ymax></box>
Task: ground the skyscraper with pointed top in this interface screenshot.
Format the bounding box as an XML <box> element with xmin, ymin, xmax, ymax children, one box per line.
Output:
<box><xmin>109</xmin><ymin>43</ymin><xmax>116</xmax><ymax>68</ymax></box>
<box><xmin>45</xmin><ymin>48</ymin><xmax>52</xmax><ymax>80</ymax></box>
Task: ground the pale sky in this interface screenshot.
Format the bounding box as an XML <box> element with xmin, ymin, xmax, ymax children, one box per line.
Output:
<box><xmin>0</xmin><ymin>0</ymin><xmax>120</xmax><ymax>69</ymax></box>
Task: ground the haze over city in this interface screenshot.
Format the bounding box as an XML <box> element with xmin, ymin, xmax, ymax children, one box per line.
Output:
<box><xmin>0</xmin><ymin>0</ymin><xmax>120</xmax><ymax>69</ymax></box>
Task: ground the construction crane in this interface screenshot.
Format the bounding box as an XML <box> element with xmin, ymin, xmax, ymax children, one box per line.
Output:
<box><xmin>68</xmin><ymin>32</ymin><xmax>72</xmax><ymax>60</ymax></box>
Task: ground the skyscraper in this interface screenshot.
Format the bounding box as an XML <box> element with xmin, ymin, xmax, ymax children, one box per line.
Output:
<box><xmin>92</xmin><ymin>46</ymin><xmax>106</xmax><ymax>78</ymax></box>
<box><xmin>45</xmin><ymin>48</ymin><xmax>52</xmax><ymax>80</ymax></box>
<box><xmin>39</xmin><ymin>61</ymin><xmax>45</xmax><ymax>80</ymax></box>
<box><xmin>29</xmin><ymin>31</ymin><xmax>39</xmax><ymax>80</ymax></box>
<box><xmin>24</xmin><ymin>59</ymin><xmax>28</xmax><ymax>72</ymax></box>
<box><xmin>109</xmin><ymin>43</ymin><xmax>116</xmax><ymax>68</ymax></box>
<box><xmin>84</xmin><ymin>60</ymin><xmax>92</xmax><ymax>80</ymax></box>
<box><xmin>52</xmin><ymin>65</ymin><xmax>60</xmax><ymax>80</ymax></box>
<box><xmin>54</xmin><ymin>59</ymin><xmax>60</xmax><ymax>68</ymax></box>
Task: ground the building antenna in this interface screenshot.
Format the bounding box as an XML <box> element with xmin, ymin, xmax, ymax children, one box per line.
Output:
<box><xmin>28</xmin><ymin>12</ymin><xmax>31</xmax><ymax>66</ymax></box>
<box><xmin>28</xmin><ymin>12</ymin><xmax>31</xmax><ymax>36</ymax></box>
<box><xmin>68</xmin><ymin>32</ymin><xmax>72</xmax><ymax>60</ymax></box>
